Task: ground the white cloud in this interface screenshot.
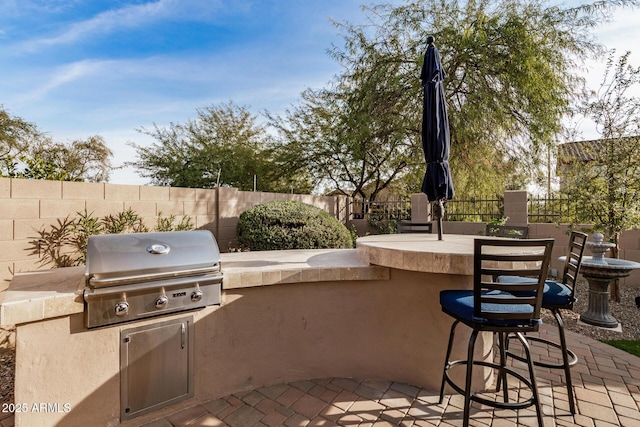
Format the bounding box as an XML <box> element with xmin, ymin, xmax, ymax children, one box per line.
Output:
<box><xmin>17</xmin><ymin>59</ymin><xmax>109</xmax><ymax>103</ymax></box>
<box><xmin>18</xmin><ymin>0</ymin><xmax>227</xmax><ymax>51</ymax></box>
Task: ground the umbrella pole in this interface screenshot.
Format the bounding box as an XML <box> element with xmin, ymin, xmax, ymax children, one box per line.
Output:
<box><xmin>434</xmin><ymin>199</ymin><xmax>444</xmax><ymax>240</ymax></box>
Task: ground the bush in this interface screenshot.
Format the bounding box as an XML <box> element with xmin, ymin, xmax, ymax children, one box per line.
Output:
<box><xmin>237</xmin><ymin>201</ymin><xmax>353</xmax><ymax>250</ymax></box>
<box><xmin>28</xmin><ymin>208</ymin><xmax>194</xmax><ymax>268</ymax></box>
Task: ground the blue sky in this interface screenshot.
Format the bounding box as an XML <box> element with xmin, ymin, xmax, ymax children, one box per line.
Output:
<box><xmin>1</xmin><ymin>0</ymin><xmax>639</xmax><ymax>185</ymax></box>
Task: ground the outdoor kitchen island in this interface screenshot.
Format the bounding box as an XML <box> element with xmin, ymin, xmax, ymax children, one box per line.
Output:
<box><xmin>1</xmin><ymin>233</ymin><xmax>491</xmax><ymax>427</ymax></box>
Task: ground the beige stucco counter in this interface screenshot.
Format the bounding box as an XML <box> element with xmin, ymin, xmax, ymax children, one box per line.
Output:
<box><xmin>356</xmin><ymin>233</ymin><xmax>477</xmax><ymax>275</ymax></box>
<box><xmin>0</xmin><ymin>249</ymin><xmax>388</xmax><ymax>326</ymax></box>
<box><xmin>3</xmin><ymin>242</ymin><xmax>488</xmax><ymax>427</ymax></box>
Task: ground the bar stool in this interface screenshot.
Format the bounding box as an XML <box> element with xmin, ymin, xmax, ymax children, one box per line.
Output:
<box><xmin>439</xmin><ymin>238</ymin><xmax>554</xmax><ymax>427</ymax></box>
<box><xmin>497</xmin><ymin>230</ymin><xmax>587</xmax><ymax>414</ymax></box>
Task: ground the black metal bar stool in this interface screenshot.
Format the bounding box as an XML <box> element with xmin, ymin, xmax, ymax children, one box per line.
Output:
<box><xmin>439</xmin><ymin>238</ymin><xmax>554</xmax><ymax>427</ymax></box>
<box><xmin>497</xmin><ymin>230</ymin><xmax>587</xmax><ymax>414</ymax></box>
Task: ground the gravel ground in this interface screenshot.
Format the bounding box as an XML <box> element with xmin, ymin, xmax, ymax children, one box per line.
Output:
<box><xmin>0</xmin><ymin>348</ymin><xmax>14</xmax><ymax>406</ymax></box>
<box><xmin>0</xmin><ymin>280</ymin><xmax>637</xmax><ymax>407</ymax></box>
<box><xmin>542</xmin><ymin>279</ymin><xmax>640</xmax><ymax>341</ymax></box>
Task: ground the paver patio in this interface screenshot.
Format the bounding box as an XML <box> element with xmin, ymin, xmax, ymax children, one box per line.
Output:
<box><xmin>1</xmin><ymin>323</ymin><xmax>639</xmax><ymax>427</ymax></box>
<box><xmin>144</xmin><ymin>323</ymin><xmax>640</xmax><ymax>427</ymax></box>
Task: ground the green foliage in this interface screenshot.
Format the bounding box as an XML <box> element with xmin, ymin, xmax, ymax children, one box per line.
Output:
<box><xmin>71</xmin><ymin>210</ymin><xmax>106</xmax><ymax>265</ymax></box>
<box><xmin>236</xmin><ymin>201</ymin><xmax>352</xmax><ymax>250</ymax></box>
<box><xmin>365</xmin><ymin>202</ymin><xmax>411</xmax><ymax>234</ymax></box>
<box><xmin>154</xmin><ymin>212</ymin><xmax>195</xmax><ymax>232</ymax></box>
<box><xmin>348</xmin><ymin>224</ymin><xmax>360</xmax><ymax>247</ymax></box>
<box><xmin>101</xmin><ymin>208</ymin><xmax>148</xmax><ymax>234</ymax></box>
<box><xmin>29</xmin><ymin>217</ymin><xmax>78</xmax><ymax>268</ymax></box>
<box><xmin>367</xmin><ymin>212</ymin><xmax>399</xmax><ymax>235</ymax></box>
<box><xmin>601</xmin><ymin>339</ymin><xmax>640</xmax><ymax>357</ymax></box>
<box><xmin>30</xmin><ymin>136</ymin><xmax>114</xmax><ymax>182</ymax></box>
<box><xmin>1</xmin><ymin>107</ymin><xmax>113</xmax><ymax>182</ymax></box>
<box><xmin>488</xmin><ymin>217</ymin><xmax>509</xmax><ymax>227</ymax></box>
<box><xmin>561</xmin><ymin>52</ymin><xmax>640</xmax><ymax>249</ymax></box>
<box><xmin>0</xmin><ymin>106</ymin><xmax>39</xmax><ymax>157</ymax></box>
<box><xmin>1</xmin><ymin>154</ymin><xmax>77</xmax><ymax>181</ymax></box>
<box><xmin>270</xmin><ymin>0</ymin><xmax>637</xmax><ymax>200</ymax></box>
<box><xmin>128</xmin><ymin>101</ymin><xmax>313</xmax><ymax>193</ymax></box>
<box><xmin>28</xmin><ymin>209</ymin><xmax>195</xmax><ymax>268</ymax></box>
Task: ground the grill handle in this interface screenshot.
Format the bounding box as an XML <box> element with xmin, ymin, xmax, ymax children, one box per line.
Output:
<box><xmin>88</xmin><ymin>266</ymin><xmax>220</xmax><ymax>288</ymax></box>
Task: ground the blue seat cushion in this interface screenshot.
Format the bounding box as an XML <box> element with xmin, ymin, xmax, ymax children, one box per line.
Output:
<box><xmin>496</xmin><ymin>276</ymin><xmax>574</xmax><ymax>306</ymax></box>
<box><xmin>541</xmin><ymin>281</ymin><xmax>574</xmax><ymax>306</ymax></box>
<box><xmin>440</xmin><ymin>290</ymin><xmax>539</xmax><ymax>327</ymax></box>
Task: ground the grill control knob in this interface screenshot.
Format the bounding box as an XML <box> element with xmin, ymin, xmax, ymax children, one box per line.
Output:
<box><xmin>191</xmin><ymin>290</ymin><xmax>203</xmax><ymax>302</ymax></box>
<box><xmin>114</xmin><ymin>302</ymin><xmax>129</xmax><ymax>316</ymax></box>
<box><xmin>155</xmin><ymin>295</ymin><xmax>169</xmax><ymax>309</ymax></box>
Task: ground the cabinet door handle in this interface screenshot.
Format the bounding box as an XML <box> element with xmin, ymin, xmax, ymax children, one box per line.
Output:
<box><xmin>181</xmin><ymin>323</ymin><xmax>186</xmax><ymax>349</ymax></box>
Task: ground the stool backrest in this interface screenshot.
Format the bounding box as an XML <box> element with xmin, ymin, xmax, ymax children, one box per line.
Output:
<box><xmin>397</xmin><ymin>221</ymin><xmax>433</xmax><ymax>234</ymax></box>
<box><xmin>474</xmin><ymin>238</ymin><xmax>554</xmax><ymax>329</ymax></box>
<box><xmin>562</xmin><ymin>231</ymin><xmax>588</xmax><ymax>290</ymax></box>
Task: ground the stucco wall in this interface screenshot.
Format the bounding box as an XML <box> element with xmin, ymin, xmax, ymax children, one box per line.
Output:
<box><xmin>0</xmin><ymin>178</ymin><xmax>348</xmax><ymax>288</ymax></box>
<box><xmin>13</xmin><ymin>269</ymin><xmax>489</xmax><ymax>427</ymax></box>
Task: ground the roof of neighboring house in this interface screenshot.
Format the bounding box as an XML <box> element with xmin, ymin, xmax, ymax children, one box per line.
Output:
<box><xmin>558</xmin><ymin>139</ymin><xmax>602</xmax><ymax>163</ymax></box>
<box><xmin>558</xmin><ymin>136</ymin><xmax>640</xmax><ymax>164</ymax></box>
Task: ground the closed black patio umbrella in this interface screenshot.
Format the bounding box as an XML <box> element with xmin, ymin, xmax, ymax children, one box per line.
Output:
<box><xmin>421</xmin><ymin>36</ymin><xmax>454</xmax><ymax>240</ymax></box>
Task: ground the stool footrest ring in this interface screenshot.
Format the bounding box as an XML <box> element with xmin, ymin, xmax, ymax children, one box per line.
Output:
<box><xmin>444</xmin><ymin>359</ymin><xmax>537</xmax><ymax>410</ymax></box>
<box><xmin>506</xmin><ymin>334</ymin><xmax>578</xmax><ymax>369</ymax></box>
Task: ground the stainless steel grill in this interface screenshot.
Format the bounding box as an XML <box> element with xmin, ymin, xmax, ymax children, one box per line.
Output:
<box><xmin>83</xmin><ymin>230</ymin><xmax>222</xmax><ymax>329</ymax></box>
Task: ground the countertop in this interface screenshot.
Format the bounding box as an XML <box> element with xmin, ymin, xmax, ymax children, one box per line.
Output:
<box><xmin>0</xmin><ymin>248</ymin><xmax>389</xmax><ymax>326</ymax></box>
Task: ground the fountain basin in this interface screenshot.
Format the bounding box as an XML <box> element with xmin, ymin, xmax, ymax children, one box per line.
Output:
<box><xmin>580</xmin><ymin>256</ymin><xmax>640</xmax><ymax>279</ymax></box>
<box><xmin>579</xmin><ymin>256</ymin><xmax>640</xmax><ymax>329</ymax></box>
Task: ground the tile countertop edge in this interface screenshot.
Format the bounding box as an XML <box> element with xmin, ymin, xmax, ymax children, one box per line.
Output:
<box><xmin>220</xmin><ymin>248</ymin><xmax>390</xmax><ymax>289</ymax></box>
<box><xmin>1</xmin><ymin>266</ymin><xmax>85</xmax><ymax>327</ymax></box>
<box><xmin>1</xmin><ymin>249</ymin><xmax>391</xmax><ymax>325</ymax></box>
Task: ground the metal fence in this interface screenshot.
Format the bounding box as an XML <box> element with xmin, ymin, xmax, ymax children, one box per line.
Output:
<box><xmin>527</xmin><ymin>194</ymin><xmax>590</xmax><ymax>224</ymax></box>
<box><xmin>443</xmin><ymin>196</ymin><xmax>503</xmax><ymax>222</ymax></box>
<box><xmin>350</xmin><ymin>194</ymin><xmax>590</xmax><ymax>224</ymax></box>
<box><xmin>350</xmin><ymin>199</ymin><xmax>411</xmax><ymax>221</ymax></box>
<box><xmin>350</xmin><ymin>196</ymin><xmax>503</xmax><ymax>222</ymax></box>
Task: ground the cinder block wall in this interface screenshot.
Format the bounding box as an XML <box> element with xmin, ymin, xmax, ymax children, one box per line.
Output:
<box><xmin>0</xmin><ymin>178</ymin><xmax>348</xmax><ymax>288</ymax></box>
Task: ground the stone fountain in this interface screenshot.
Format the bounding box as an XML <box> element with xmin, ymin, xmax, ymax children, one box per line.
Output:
<box><xmin>579</xmin><ymin>233</ymin><xmax>640</xmax><ymax>329</ymax></box>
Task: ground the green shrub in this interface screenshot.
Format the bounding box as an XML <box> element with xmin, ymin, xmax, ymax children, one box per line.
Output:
<box><xmin>237</xmin><ymin>201</ymin><xmax>352</xmax><ymax>251</ymax></box>
<box><xmin>28</xmin><ymin>208</ymin><xmax>194</xmax><ymax>268</ymax></box>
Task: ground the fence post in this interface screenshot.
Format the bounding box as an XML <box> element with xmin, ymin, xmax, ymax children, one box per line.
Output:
<box><xmin>503</xmin><ymin>190</ymin><xmax>528</xmax><ymax>226</ymax></box>
<box><xmin>410</xmin><ymin>193</ymin><xmax>431</xmax><ymax>223</ymax></box>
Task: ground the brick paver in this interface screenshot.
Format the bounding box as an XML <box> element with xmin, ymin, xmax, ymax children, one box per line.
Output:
<box><xmin>8</xmin><ymin>323</ymin><xmax>635</xmax><ymax>426</ymax></box>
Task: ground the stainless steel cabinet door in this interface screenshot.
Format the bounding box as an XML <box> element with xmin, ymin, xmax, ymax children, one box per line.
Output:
<box><xmin>120</xmin><ymin>316</ymin><xmax>194</xmax><ymax>421</ymax></box>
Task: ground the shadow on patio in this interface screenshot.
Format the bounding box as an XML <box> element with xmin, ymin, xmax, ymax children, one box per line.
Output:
<box><xmin>138</xmin><ymin>323</ymin><xmax>640</xmax><ymax>427</ymax></box>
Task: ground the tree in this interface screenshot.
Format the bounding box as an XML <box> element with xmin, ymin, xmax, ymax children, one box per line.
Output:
<box><xmin>561</xmin><ymin>52</ymin><xmax>640</xmax><ymax>299</ymax></box>
<box><xmin>128</xmin><ymin>102</ymin><xmax>313</xmax><ymax>193</ymax></box>
<box><xmin>269</xmin><ymin>83</ymin><xmax>415</xmax><ymax>201</ymax></box>
<box><xmin>270</xmin><ymin>0</ymin><xmax>638</xmax><ymax>201</ymax></box>
<box><xmin>0</xmin><ymin>106</ymin><xmax>40</xmax><ymax>160</ymax></box>
<box><xmin>1</xmin><ymin>107</ymin><xmax>113</xmax><ymax>182</ymax></box>
<box><xmin>3</xmin><ymin>154</ymin><xmax>76</xmax><ymax>181</ymax></box>
<box><xmin>32</xmin><ymin>136</ymin><xmax>114</xmax><ymax>182</ymax></box>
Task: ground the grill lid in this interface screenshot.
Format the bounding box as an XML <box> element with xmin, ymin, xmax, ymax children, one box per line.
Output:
<box><xmin>85</xmin><ymin>230</ymin><xmax>221</xmax><ymax>286</ymax></box>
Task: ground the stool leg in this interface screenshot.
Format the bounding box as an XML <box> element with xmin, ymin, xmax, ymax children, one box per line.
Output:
<box><xmin>463</xmin><ymin>330</ymin><xmax>478</xmax><ymax>427</ymax></box>
<box><xmin>553</xmin><ymin>308</ymin><xmax>576</xmax><ymax>414</ymax></box>
<box><xmin>495</xmin><ymin>332</ymin><xmax>511</xmax><ymax>393</ymax></box>
<box><xmin>516</xmin><ymin>331</ymin><xmax>544</xmax><ymax>427</ymax></box>
<box><xmin>439</xmin><ymin>320</ymin><xmax>459</xmax><ymax>403</ymax></box>
<box><xmin>497</xmin><ymin>332</ymin><xmax>509</xmax><ymax>403</ymax></box>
